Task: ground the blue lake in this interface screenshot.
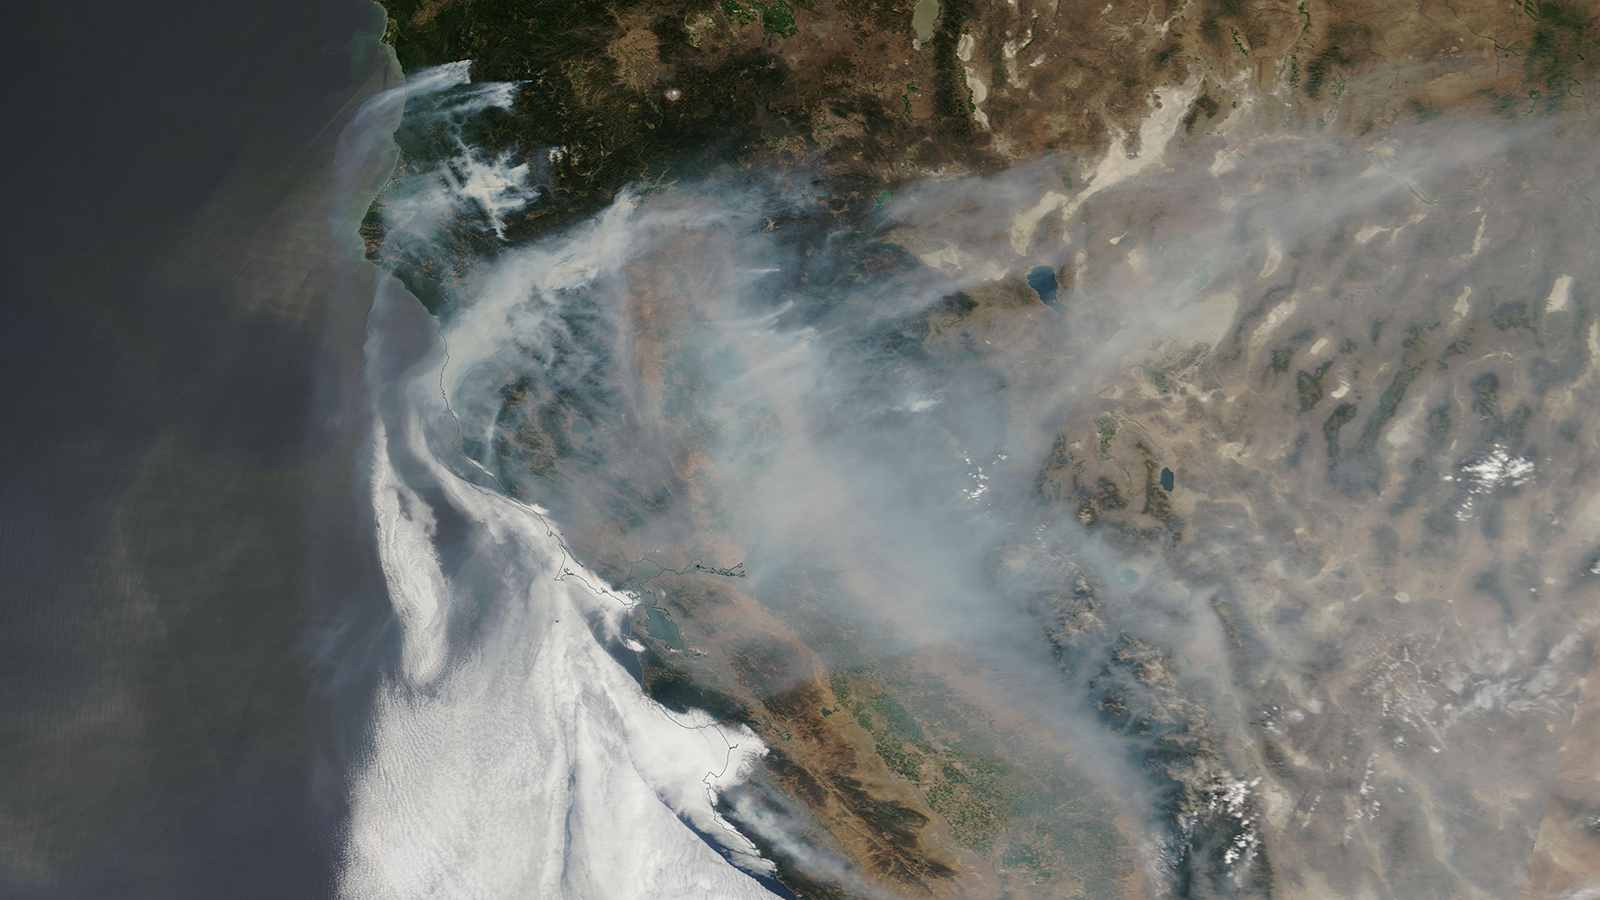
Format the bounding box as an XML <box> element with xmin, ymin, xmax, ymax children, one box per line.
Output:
<box><xmin>1027</xmin><ymin>265</ymin><xmax>1063</xmax><ymax>311</ymax></box>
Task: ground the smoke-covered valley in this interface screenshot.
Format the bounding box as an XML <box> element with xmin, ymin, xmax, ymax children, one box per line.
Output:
<box><xmin>351</xmin><ymin>48</ymin><xmax>1600</xmax><ymax>900</ymax></box>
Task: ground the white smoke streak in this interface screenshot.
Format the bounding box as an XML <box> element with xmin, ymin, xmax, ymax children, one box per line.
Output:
<box><xmin>374</xmin><ymin>63</ymin><xmax>541</xmax><ymax>242</ymax></box>
<box><xmin>339</xmin><ymin>286</ymin><xmax>777</xmax><ymax>900</ymax></box>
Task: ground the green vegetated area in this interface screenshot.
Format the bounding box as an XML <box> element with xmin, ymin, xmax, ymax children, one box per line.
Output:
<box><xmin>1093</xmin><ymin>414</ymin><xmax>1118</xmax><ymax>460</ymax></box>
<box><xmin>1145</xmin><ymin>342</ymin><xmax>1208</xmax><ymax>394</ymax></box>
<box><xmin>370</xmin><ymin>0</ymin><xmax>815</xmax><ymax>263</ymax></box>
<box><xmin>1300</xmin><ymin>22</ymin><xmax>1371</xmax><ymax>100</ymax></box>
<box><xmin>721</xmin><ymin>0</ymin><xmax>798</xmax><ymax>36</ymax></box>
<box><xmin>369</xmin><ymin>0</ymin><xmax>989</xmax><ymax>277</ymax></box>
<box><xmin>1194</xmin><ymin>0</ymin><xmax>1309</xmax><ymax>74</ymax></box>
<box><xmin>1518</xmin><ymin>1</ymin><xmax>1599</xmax><ymax>112</ymax></box>
<box><xmin>1190</xmin><ymin>0</ymin><xmax>1596</xmax><ymax>117</ymax></box>
<box><xmin>828</xmin><ymin>663</ymin><xmax>1126</xmax><ymax>894</ymax></box>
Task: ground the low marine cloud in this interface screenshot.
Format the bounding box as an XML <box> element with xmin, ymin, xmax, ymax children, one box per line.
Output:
<box><xmin>361</xmin><ymin>62</ymin><xmax>1600</xmax><ymax>898</ymax></box>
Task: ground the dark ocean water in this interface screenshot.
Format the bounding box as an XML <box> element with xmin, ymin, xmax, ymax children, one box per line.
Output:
<box><xmin>1</xmin><ymin>2</ymin><xmax>398</xmax><ymax>895</ymax></box>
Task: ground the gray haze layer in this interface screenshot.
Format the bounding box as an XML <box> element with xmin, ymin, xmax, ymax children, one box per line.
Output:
<box><xmin>366</xmin><ymin>67</ymin><xmax>1600</xmax><ymax>899</ymax></box>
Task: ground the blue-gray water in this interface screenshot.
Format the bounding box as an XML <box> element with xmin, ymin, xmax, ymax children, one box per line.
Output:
<box><xmin>1</xmin><ymin>3</ymin><xmax>397</xmax><ymax>895</ymax></box>
<box><xmin>1027</xmin><ymin>264</ymin><xmax>1061</xmax><ymax>310</ymax></box>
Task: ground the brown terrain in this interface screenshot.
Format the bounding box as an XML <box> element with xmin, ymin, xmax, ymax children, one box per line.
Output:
<box><xmin>370</xmin><ymin>0</ymin><xmax>1600</xmax><ymax>897</ymax></box>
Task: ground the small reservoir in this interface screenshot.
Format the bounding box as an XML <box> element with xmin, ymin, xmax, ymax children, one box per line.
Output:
<box><xmin>912</xmin><ymin>0</ymin><xmax>940</xmax><ymax>43</ymax></box>
<box><xmin>1027</xmin><ymin>265</ymin><xmax>1063</xmax><ymax>311</ymax></box>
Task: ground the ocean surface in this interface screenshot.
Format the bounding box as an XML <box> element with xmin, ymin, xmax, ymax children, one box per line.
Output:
<box><xmin>1</xmin><ymin>2</ymin><xmax>396</xmax><ymax>895</ymax></box>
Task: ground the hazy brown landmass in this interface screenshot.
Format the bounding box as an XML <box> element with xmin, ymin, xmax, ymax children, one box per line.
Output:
<box><xmin>367</xmin><ymin>0</ymin><xmax>1591</xmax><ymax>307</ymax></box>
<box><xmin>366</xmin><ymin>1</ymin><xmax>1600</xmax><ymax>897</ymax></box>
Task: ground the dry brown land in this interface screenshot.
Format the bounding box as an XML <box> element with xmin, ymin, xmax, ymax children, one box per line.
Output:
<box><xmin>370</xmin><ymin>0</ymin><xmax>1600</xmax><ymax>897</ymax></box>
